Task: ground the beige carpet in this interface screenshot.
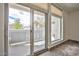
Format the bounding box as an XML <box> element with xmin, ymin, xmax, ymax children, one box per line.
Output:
<box><xmin>40</xmin><ymin>40</ymin><xmax>79</xmax><ymax>56</ymax></box>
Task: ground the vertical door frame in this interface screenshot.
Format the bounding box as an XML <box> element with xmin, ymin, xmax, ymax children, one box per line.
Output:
<box><xmin>4</xmin><ymin>3</ymin><xmax>9</xmax><ymax>56</ymax></box>
<box><xmin>45</xmin><ymin>13</ymin><xmax>48</xmax><ymax>49</ymax></box>
<box><xmin>48</xmin><ymin>3</ymin><xmax>51</xmax><ymax>49</ymax></box>
<box><xmin>30</xmin><ymin>9</ymin><xmax>34</xmax><ymax>55</ymax></box>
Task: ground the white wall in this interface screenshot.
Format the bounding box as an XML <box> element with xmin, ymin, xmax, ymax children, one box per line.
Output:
<box><xmin>68</xmin><ymin>11</ymin><xmax>79</xmax><ymax>41</ymax></box>
<box><xmin>63</xmin><ymin>11</ymin><xmax>70</xmax><ymax>40</ymax></box>
<box><xmin>0</xmin><ymin>3</ymin><xmax>4</xmax><ymax>56</ymax></box>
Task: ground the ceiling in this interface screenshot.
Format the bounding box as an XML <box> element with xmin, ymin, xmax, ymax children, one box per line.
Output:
<box><xmin>54</xmin><ymin>3</ymin><xmax>79</xmax><ymax>12</ymax></box>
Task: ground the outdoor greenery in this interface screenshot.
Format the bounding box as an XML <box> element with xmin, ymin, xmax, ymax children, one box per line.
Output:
<box><xmin>13</xmin><ymin>18</ymin><xmax>23</xmax><ymax>29</ymax></box>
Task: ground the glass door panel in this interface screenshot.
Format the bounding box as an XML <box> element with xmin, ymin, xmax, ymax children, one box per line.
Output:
<box><xmin>8</xmin><ymin>5</ymin><xmax>31</xmax><ymax>56</ymax></box>
<box><xmin>34</xmin><ymin>10</ymin><xmax>45</xmax><ymax>52</ymax></box>
<box><xmin>51</xmin><ymin>15</ymin><xmax>61</xmax><ymax>42</ymax></box>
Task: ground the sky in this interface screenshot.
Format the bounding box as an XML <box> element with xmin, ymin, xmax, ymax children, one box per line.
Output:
<box><xmin>9</xmin><ymin>8</ymin><xmax>30</xmax><ymax>27</ymax></box>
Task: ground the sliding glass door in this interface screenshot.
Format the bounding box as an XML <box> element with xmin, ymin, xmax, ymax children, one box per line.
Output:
<box><xmin>8</xmin><ymin>4</ymin><xmax>46</xmax><ymax>56</ymax></box>
<box><xmin>34</xmin><ymin>10</ymin><xmax>45</xmax><ymax>52</ymax></box>
<box><xmin>8</xmin><ymin>5</ymin><xmax>31</xmax><ymax>56</ymax></box>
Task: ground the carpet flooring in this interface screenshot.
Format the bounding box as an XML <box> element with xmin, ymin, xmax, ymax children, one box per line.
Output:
<box><xmin>40</xmin><ymin>40</ymin><xmax>79</xmax><ymax>56</ymax></box>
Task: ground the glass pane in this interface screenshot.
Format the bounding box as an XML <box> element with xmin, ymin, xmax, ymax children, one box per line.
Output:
<box><xmin>8</xmin><ymin>6</ymin><xmax>30</xmax><ymax>56</ymax></box>
<box><xmin>51</xmin><ymin>16</ymin><xmax>61</xmax><ymax>42</ymax></box>
<box><xmin>34</xmin><ymin>10</ymin><xmax>45</xmax><ymax>52</ymax></box>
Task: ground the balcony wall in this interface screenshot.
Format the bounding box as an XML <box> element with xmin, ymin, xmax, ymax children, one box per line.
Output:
<box><xmin>9</xmin><ymin>29</ymin><xmax>45</xmax><ymax>44</ymax></box>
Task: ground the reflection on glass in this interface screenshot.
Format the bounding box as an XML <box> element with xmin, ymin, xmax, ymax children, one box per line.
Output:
<box><xmin>8</xmin><ymin>7</ymin><xmax>30</xmax><ymax>56</ymax></box>
<box><xmin>51</xmin><ymin>16</ymin><xmax>61</xmax><ymax>42</ymax></box>
<box><xmin>34</xmin><ymin>10</ymin><xmax>45</xmax><ymax>52</ymax></box>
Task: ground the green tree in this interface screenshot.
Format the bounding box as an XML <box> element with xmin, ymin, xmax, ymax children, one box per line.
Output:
<box><xmin>13</xmin><ymin>18</ymin><xmax>23</xmax><ymax>29</ymax></box>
